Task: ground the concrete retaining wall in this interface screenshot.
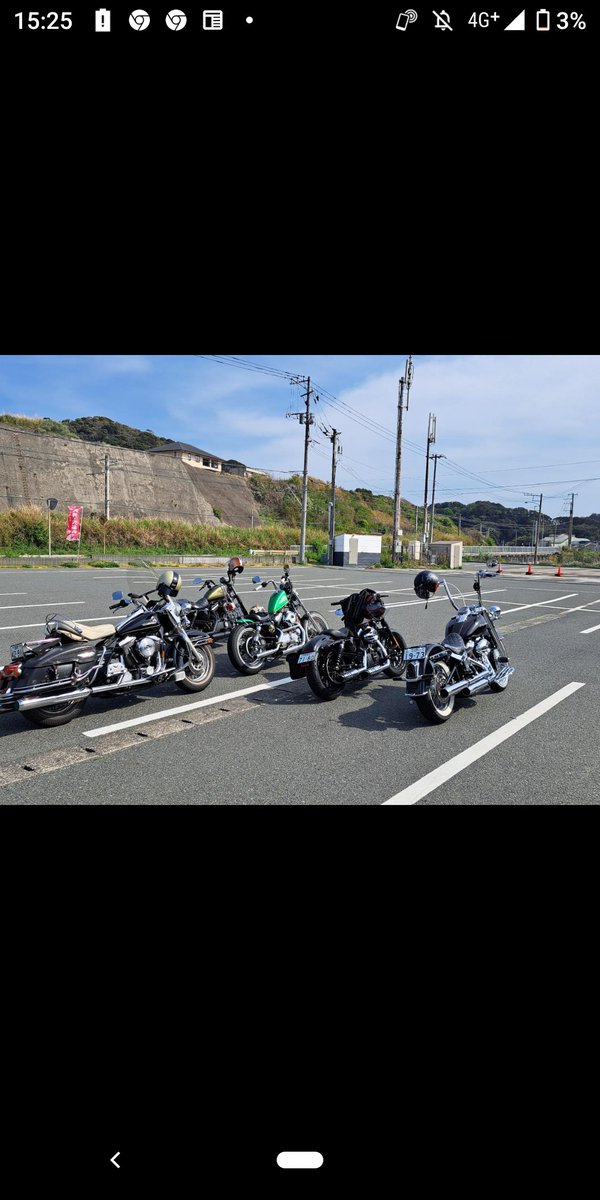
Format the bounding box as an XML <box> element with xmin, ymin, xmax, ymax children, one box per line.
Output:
<box><xmin>0</xmin><ymin>423</ymin><xmax>258</xmax><ymax>526</ymax></box>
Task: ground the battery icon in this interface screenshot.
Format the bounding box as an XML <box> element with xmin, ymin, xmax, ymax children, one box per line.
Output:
<box><xmin>536</xmin><ymin>9</ymin><xmax>551</xmax><ymax>29</ymax></box>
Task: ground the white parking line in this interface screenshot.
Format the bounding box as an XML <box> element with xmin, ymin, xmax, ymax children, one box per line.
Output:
<box><xmin>581</xmin><ymin>623</ymin><xmax>600</xmax><ymax>635</ymax></box>
<box><xmin>0</xmin><ymin>601</ymin><xmax>86</xmax><ymax>611</ymax></box>
<box><xmin>383</xmin><ymin>682</ymin><xmax>585</xmax><ymax>806</ymax></box>
<box><xmin>0</xmin><ymin>593</ymin><xmax>27</xmax><ymax>597</ymax></box>
<box><xmin>83</xmin><ymin>677</ymin><xmax>298</xmax><ymax>739</ymax></box>
<box><xmin>501</xmin><ymin>594</ymin><xmax>578</xmax><ymax>615</ymax></box>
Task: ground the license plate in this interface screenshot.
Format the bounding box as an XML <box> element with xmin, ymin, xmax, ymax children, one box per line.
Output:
<box><xmin>404</xmin><ymin>646</ymin><xmax>428</xmax><ymax>662</ymax></box>
<box><xmin>298</xmin><ymin>652</ymin><xmax>316</xmax><ymax>665</ymax></box>
<box><xmin>11</xmin><ymin>643</ymin><xmax>27</xmax><ymax>660</ymax></box>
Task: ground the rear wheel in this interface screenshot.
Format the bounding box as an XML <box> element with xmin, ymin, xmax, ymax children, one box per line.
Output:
<box><xmin>228</xmin><ymin>625</ymin><xmax>265</xmax><ymax>675</ymax></box>
<box><xmin>415</xmin><ymin>662</ymin><xmax>455</xmax><ymax>724</ymax></box>
<box><xmin>176</xmin><ymin>645</ymin><xmax>216</xmax><ymax>693</ymax></box>
<box><xmin>305</xmin><ymin>645</ymin><xmax>346</xmax><ymax>701</ymax></box>
<box><xmin>21</xmin><ymin>698</ymin><xmax>88</xmax><ymax>727</ymax></box>
<box><xmin>303</xmin><ymin>613</ymin><xmax>329</xmax><ymax>637</ymax></box>
<box><xmin>381</xmin><ymin>628</ymin><xmax>408</xmax><ymax>680</ymax></box>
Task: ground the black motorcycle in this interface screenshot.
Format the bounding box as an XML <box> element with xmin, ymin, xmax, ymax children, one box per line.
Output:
<box><xmin>181</xmin><ymin>557</ymin><xmax>250</xmax><ymax>643</ymax></box>
<box><xmin>287</xmin><ymin>587</ymin><xmax>407</xmax><ymax>701</ymax></box>
<box><xmin>404</xmin><ymin>569</ymin><xmax>515</xmax><ymax>724</ymax></box>
<box><xmin>0</xmin><ymin>570</ymin><xmax>215</xmax><ymax>727</ymax></box>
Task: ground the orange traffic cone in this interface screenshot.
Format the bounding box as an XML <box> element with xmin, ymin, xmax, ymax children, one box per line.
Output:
<box><xmin>526</xmin><ymin>564</ymin><xmax>533</xmax><ymax>576</ymax></box>
<box><xmin>555</xmin><ymin>564</ymin><xmax>563</xmax><ymax>577</ymax></box>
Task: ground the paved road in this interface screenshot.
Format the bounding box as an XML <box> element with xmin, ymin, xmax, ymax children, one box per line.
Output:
<box><xmin>1</xmin><ymin>564</ymin><xmax>599</xmax><ymax>805</ymax></box>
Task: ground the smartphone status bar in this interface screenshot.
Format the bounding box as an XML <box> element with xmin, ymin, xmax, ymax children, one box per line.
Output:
<box><xmin>3</xmin><ymin>5</ymin><xmax>594</xmax><ymax>42</ymax></box>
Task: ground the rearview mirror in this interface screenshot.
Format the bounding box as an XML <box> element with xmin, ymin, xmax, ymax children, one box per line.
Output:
<box><xmin>252</xmin><ymin>576</ymin><xmax>262</xmax><ymax>584</ymax></box>
<box><xmin>193</xmin><ymin>577</ymin><xmax>203</xmax><ymax>585</ymax></box>
<box><xmin>112</xmin><ymin>591</ymin><xmax>124</xmax><ymax>601</ymax></box>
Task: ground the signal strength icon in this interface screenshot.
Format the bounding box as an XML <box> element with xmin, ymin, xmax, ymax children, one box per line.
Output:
<box><xmin>505</xmin><ymin>8</ymin><xmax>525</xmax><ymax>28</ymax></box>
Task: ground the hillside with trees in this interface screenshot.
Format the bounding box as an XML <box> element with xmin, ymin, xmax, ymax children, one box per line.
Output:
<box><xmin>1</xmin><ymin>413</ymin><xmax>597</xmax><ymax>542</ymax></box>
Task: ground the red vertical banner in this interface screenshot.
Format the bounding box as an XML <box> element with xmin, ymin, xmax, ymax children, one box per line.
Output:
<box><xmin>66</xmin><ymin>505</ymin><xmax>83</xmax><ymax>542</ymax></box>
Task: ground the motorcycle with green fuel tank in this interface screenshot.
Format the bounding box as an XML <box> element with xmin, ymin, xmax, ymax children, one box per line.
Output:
<box><xmin>227</xmin><ymin>566</ymin><xmax>328</xmax><ymax>676</ymax></box>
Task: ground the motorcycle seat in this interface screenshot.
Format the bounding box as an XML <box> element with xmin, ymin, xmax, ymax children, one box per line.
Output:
<box><xmin>193</xmin><ymin>598</ymin><xmax>210</xmax><ymax>611</ymax></box>
<box><xmin>48</xmin><ymin>618</ymin><xmax>117</xmax><ymax>642</ymax></box>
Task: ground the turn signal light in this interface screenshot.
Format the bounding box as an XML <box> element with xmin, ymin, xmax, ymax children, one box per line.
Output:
<box><xmin>1</xmin><ymin>663</ymin><xmax>22</xmax><ymax>679</ymax></box>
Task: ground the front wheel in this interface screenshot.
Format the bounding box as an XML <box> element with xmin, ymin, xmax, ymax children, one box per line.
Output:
<box><xmin>303</xmin><ymin>613</ymin><xmax>329</xmax><ymax>637</ymax></box>
<box><xmin>414</xmin><ymin>662</ymin><xmax>455</xmax><ymax>724</ymax></box>
<box><xmin>380</xmin><ymin>628</ymin><xmax>408</xmax><ymax>680</ymax></box>
<box><xmin>228</xmin><ymin>625</ymin><xmax>265</xmax><ymax>675</ymax></box>
<box><xmin>305</xmin><ymin>645</ymin><xmax>346</xmax><ymax>701</ymax></box>
<box><xmin>489</xmin><ymin>650</ymin><xmax>511</xmax><ymax>693</ymax></box>
<box><xmin>176</xmin><ymin>644</ymin><xmax>216</xmax><ymax>693</ymax></box>
<box><xmin>21</xmin><ymin>698</ymin><xmax>88</xmax><ymax>727</ymax></box>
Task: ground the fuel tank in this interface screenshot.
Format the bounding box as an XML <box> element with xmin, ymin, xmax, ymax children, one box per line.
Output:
<box><xmin>446</xmin><ymin>609</ymin><xmax>488</xmax><ymax>640</ymax></box>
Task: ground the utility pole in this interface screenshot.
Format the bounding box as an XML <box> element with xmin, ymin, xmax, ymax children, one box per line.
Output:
<box><xmin>422</xmin><ymin>414</ymin><xmax>437</xmax><ymax>554</ymax></box>
<box><xmin>534</xmin><ymin>494</ymin><xmax>543</xmax><ymax>565</ymax></box>
<box><xmin>104</xmin><ymin>453</ymin><xmax>111</xmax><ymax>520</ymax></box>
<box><xmin>286</xmin><ymin>376</ymin><xmax>314</xmax><ymax>564</ymax></box>
<box><xmin>568</xmin><ymin>492</ymin><xmax>576</xmax><ymax>547</ymax></box>
<box><xmin>392</xmin><ymin>355</ymin><xmax>414</xmax><ymax>565</ymax></box>
<box><xmin>324</xmin><ymin>427</ymin><xmax>342</xmax><ymax>566</ymax></box>
<box><xmin>429</xmin><ymin>454</ymin><xmax>446</xmax><ymax>550</ymax></box>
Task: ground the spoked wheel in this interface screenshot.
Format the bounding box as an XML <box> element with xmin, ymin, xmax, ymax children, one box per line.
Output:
<box><xmin>176</xmin><ymin>644</ymin><xmax>216</xmax><ymax>693</ymax></box>
<box><xmin>227</xmin><ymin>625</ymin><xmax>266</xmax><ymax>675</ymax></box>
<box><xmin>21</xmin><ymin>698</ymin><xmax>88</xmax><ymax>727</ymax></box>
<box><xmin>302</xmin><ymin>613</ymin><xmax>329</xmax><ymax>637</ymax></box>
<box><xmin>305</xmin><ymin>645</ymin><xmax>346</xmax><ymax>701</ymax></box>
<box><xmin>415</xmin><ymin>662</ymin><xmax>456</xmax><ymax>724</ymax></box>
<box><xmin>381</xmin><ymin>629</ymin><xmax>408</xmax><ymax>680</ymax></box>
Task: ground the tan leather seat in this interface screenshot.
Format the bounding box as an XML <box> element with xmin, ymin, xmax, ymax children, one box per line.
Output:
<box><xmin>48</xmin><ymin>618</ymin><xmax>117</xmax><ymax>642</ymax></box>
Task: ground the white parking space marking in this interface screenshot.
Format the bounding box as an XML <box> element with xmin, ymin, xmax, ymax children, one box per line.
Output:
<box><xmin>0</xmin><ymin>593</ymin><xmax>28</xmax><ymax>597</ymax></box>
<box><xmin>383</xmin><ymin>683</ymin><xmax>585</xmax><ymax>806</ymax></box>
<box><xmin>0</xmin><ymin>601</ymin><xmax>86</xmax><ymax>611</ymax></box>
<box><xmin>501</xmin><ymin>594</ymin><xmax>578</xmax><ymax>615</ymax></box>
<box><xmin>84</xmin><ymin>677</ymin><xmax>299</xmax><ymax>739</ymax></box>
<box><xmin>581</xmin><ymin>623</ymin><xmax>600</xmax><ymax>635</ymax></box>
<box><xmin>384</xmin><ymin>589</ymin><xmax>508</xmax><ymax>612</ymax></box>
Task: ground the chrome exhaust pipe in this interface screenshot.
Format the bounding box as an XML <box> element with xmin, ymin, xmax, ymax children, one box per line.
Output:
<box><xmin>253</xmin><ymin>644</ymin><xmax>306</xmax><ymax>661</ymax></box>
<box><xmin>339</xmin><ymin>657</ymin><xmax>391</xmax><ymax>681</ymax></box>
<box><xmin>440</xmin><ymin>670</ymin><xmax>494</xmax><ymax>699</ymax></box>
<box><xmin>17</xmin><ymin>687</ymin><xmax>92</xmax><ymax>712</ymax></box>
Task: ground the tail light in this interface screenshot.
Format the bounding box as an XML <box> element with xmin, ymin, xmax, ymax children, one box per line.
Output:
<box><xmin>1</xmin><ymin>663</ymin><xmax>22</xmax><ymax>680</ymax></box>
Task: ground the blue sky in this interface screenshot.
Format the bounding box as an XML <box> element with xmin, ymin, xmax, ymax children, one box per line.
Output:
<box><xmin>1</xmin><ymin>354</ymin><xmax>598</xmax><ymax>521</ymax></box>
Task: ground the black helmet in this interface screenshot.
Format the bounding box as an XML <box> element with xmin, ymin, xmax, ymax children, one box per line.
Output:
<box><xmin>414</xmin><ymin>571</ymin><xmax>440</xmax><ymax>601</ymax></box>
<box><xmin>228</xmin><ymin>557</ymin><xmax>244</xmax><ymax>575</ymax></box>
<box><xmin>157</xmin><ymin>569</ymin><xmax>182</xmax><ymax>598</ymax></box>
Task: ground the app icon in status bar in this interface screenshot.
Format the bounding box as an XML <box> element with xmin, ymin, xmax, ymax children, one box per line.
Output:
<box><xmin>203</xmin><ymin>10</ymin><xmax>223</xmax><ymax>28</ymax></box>
<box><xmin>166</xmin><ymin>9</ymin><xmax>187</xmax><ymax>28</ymax></box>
<box><xmin>396</xmin><ymin>10</ymin><xmax>418</xmax><ymax>30</ymax></box>
<box><xmin>95</xmin><ymin>7</ymin><xmax>110</xmax><ymax>30</ymax></box>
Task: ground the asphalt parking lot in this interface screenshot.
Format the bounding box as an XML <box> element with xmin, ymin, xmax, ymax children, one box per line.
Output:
<box><xmin>1</xmin><ymin>563</ymin><xmax>599</xmax><ymax>805</ymax></box>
